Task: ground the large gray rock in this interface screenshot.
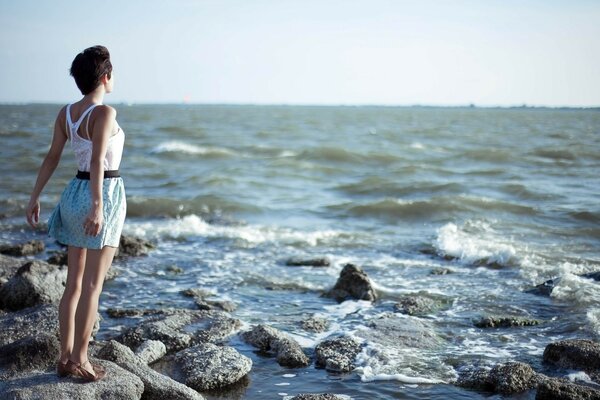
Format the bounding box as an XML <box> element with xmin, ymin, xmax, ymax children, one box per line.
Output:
<box><xmin>134</xmin><ymin>339</ymin><xmax>167</xmax><ymax>365</ymax></box>
<box><xmin>393</xmin><ymin>292</ymin><xmax>451</xmax><ymax>316</ymax></box>
<box><xmin>543</xmin><ymin>339</ymin><xmax>600</xmax><ymax>371</ymax></box>
<box><xmin>357</xmin><ymin>313</ymin><xmax>444</xmax><ymax>349</ymax></box>
<box><xmin>116</xmin><ymin>235</ymin><xmax>155</xmax><ymax>258</ymax></box>
<box><xmin>174</xmin><ymin>342</ymin><xmax>251</xmax><ymax>391</ymax></box>
<box><xmin>97</xmin><ymin>340</ymin><xmax>204</xmax><ymax>400</ymax></box>
<box><xmin>456</xmin><ymin>362</ymin><xmax>539</xmax><ymax>395</ymax></box>
<box><xmin>0</xmin><ymin>260</ymin><xmax>66</xmax><ymax>311</ymax></box>
<box><xmin>474</xmin><ymin>316</ymin><xmax>540</xmax><ymax>328</ymax></box>
<box><xmin>315</xmin><ymin>336</ymin><xmax>362</xmax><ymax>373</ymax></box>
<box><xmin>181</xmin><ymin>288</ymin><xmax>237</xmax><ymax>312</ymax></box>
<box><xmin>242</xmin><ymin>324</ymin><xmax>309</xmax><ymax>367</ymax></box>
<box><xmin>302</xmin><ymin>315</ymin><xmax>329</xmax><ymax>333</ymax></box>
<box><xmin>323</xmin><ymin>263</ymin><xmax>377</xmax><ymax>302</ymax></box>
<box><xmin>0</xmin><ymin>254</ymin><xmax>24</xmax><ymax>287</ymax></box>
<box><xmin>0</xmin><ymin>359</ymin><xmax>144</xmax><ymax>400</ymax></box>
<box><xmin>0</xmin><ymin>240</ymin><xmax>45</xmax><ymax>256</ymax></box>
<box><xmin>285</xmin><ymin>257</ymin><xmax>330</xmax><ymax>267</ymax></box>
<box><xmin>536</xmin><ymin>378</ymin><xmax>600</xmax><ymax>400</ymax></box>
<box><xmin>0</xmin><ymin>333</ymin><xmax>60</xmax><ymax>374</ymax></box>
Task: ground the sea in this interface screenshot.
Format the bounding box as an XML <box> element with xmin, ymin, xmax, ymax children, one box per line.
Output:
<box><xmin>1</xmin><ymin>104</ymin><xmax>599</xmax><ymax>399</ymax></box>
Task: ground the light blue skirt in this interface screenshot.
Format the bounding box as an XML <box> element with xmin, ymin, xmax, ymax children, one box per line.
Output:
<box><xmin>48</xmin><ymin>177</ymin><xmax>126</xmax><ymax>249</ymax></box>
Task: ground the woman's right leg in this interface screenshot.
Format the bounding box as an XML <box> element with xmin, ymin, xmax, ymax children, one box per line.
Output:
<box><xmin>71</xmin><ymin>245</ymin><xmax>117</xmax><ymax>374</ymax></box>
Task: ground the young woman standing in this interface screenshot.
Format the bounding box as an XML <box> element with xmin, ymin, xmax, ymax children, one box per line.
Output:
<box><xmin>26</xmin><ymin>45</ymin><xmax>126</xmax><ymax>382</ymax></box>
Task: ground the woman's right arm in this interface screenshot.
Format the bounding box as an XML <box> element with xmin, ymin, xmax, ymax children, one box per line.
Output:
<box><xmin>26</xmin><ymin>107</ymin><xmax>68</xmax><ymax>228</ymax></box>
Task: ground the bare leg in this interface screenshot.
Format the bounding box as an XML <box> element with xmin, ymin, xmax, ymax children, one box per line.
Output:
<box><xmin>71</xmin><ymin>245</ymin><xmax>117</xmax><ymax>375</ymax></box>
<box><xmin>58</xmin><ymin>246</ymin><xmax>87</xmax><ymax>363</ymax></box>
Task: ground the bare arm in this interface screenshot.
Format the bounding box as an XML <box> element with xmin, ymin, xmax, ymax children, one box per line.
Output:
<box><xmin>26</xmin><ymin>108</ymin><xmax>68</xmax><ymax>228</ymax></box>
<box><xmin>83</xmin><ymin>105</ymin><xmax>116</xmax><ymax>236</ymax></box>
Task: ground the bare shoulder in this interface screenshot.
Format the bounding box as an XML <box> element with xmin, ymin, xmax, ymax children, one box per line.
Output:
<box><xmin>95</xmin><ymin>104</ymin><xmax>117</xmax><ymax>119</ymax></box>
<box><xmin>56</xmin><ymin>105</ymin><xmax>68</xmax><ymax>123</ymax></box>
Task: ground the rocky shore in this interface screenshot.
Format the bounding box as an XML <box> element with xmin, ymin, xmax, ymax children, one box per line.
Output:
<box><xmin>1</xmin><ymin>238</ymin><xmax>599</xmax><ymax>399</ymax></box>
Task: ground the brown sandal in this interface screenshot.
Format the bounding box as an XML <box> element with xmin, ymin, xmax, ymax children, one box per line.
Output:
<box><xmin>57</xmin><ymin>360</ymin><xmax>105</xmax><ymax>377</ymax></box>
<box><xmin>65</xmin><ymin>359</ymin><xmax>107</xmax><ymax>382</ymax></box>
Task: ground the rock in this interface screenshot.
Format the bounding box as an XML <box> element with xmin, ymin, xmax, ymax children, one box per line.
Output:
<box><xmin>289</xmin><ymin>395</ymin><xmax>347</xmax><ymax>400</ymax></box>
<box><xmin>302</xmin><ymin>316</ymin><xmax>329</xmax><ymax>333</ymax></box>
<box><xmin>430</xmin><ymin>267</ymin><xmax>453</xmax><ymax>275</ymax></box>
<box><xmin>0</xmin><ymin>304</ymin><xmax>59</xmax><ymax>346</ymax></box>
<box><xmin>167</xmin><ymin>265</ymin><xmax>184</xmax><ymax>274</ymax></box>
<box><xmin>536</xmin><ymin>378</ymin><xmax>600</xmax><ymax>400</ymax></box>
<box><xmin>107</xmin><ymin>307</ymin><xmax>162</xmax><ymax>318</ymax></box>
<box><xmin>543</xmin><ymin>339</ymin><xmax>600</xmax><ymax>371</ymax></box>
<box><xmin>174</xmin><ymin>342</ymin><xmax>252</xmax><ymax>391</ymax></box>
<box><xmin>242</xmin><ymin>324</ymin><xmax>310</xmax><ymax>368</ymax></box>
<box><xmin>0</xmin><ymin>333</ymin><xmax>60</xmax><ymax>373</ymax></box>
<box><xmin>456</xmin><ymin>362</ymin><xmax>539</xmax><ymax>395</ymax></box>
<box><xmin>134</xmin><ymin>339</ymin><xmax>167</xmax><ymax>364</ymax></box>
<box><xmin>182</xmin><ymin>287</ymin><xmax>237</xmax><ymax>312</ymax></box>
<box><xmin>116</xmin><ymin>235</ymin><xmax>155</xmax><ymax>258</ymax></box>
<box><xmin>393</xmin><ymin>292</ymin><xmax>451</xmax><ymax>316</ymax></box>
<box><xmin>46</xmin><ymin>251</ymin><xmax>68</xmax><ymax>266</ymax></box>
<box><xmin>0</xmin><ymin>260</ymin><xmax>66</xmax><ymax>311</ymax></box>
<box><xmin>97</xmin><ymin>340</ymin><xmax>204</xmax><ymax>400</ymax></box>
<box><xmin>0</xmin><ymin>240</ymin><xmax>45</xmax><ymax>256</ymax></box>
<box><xmin>286</xmin><ymin>257</ymin><xmax>330</xmax><ymax>267</ymax></box>
<box><xmin>0</xmin><ymin>254</ymin><xmax>23</xmax><ymax>287</ymax></box>
<box><xmin>0</xmin><ymin>359</ymin><xmax>144</xmax><ymax>399</ymax></box>
<box><xmin>315</xmin><ymin>336</ymin><xmax>362</xmax><ymax>373</ymax></box>
<box><xmin>323</xmin><ymin>263</ymin><xmax>377</xmax><ymax>302</ymax></box>
<box><xmin>474</xmin><ymin>316</ymin><xmax>540</xmax><ymax>328</ymax></box>
<box><xmin>526</xmin><ymin>278</ymin><xmax>560</xmax><ymax>296</ymax></box>
<box><xmin>358</xmin><ymin>313</ymin><xmax>443</xmax><ymax>349</ymax></box>
<box><xmin>581</xmin><ymin>271</ymin><xmax>600</xmax><ymax>281</ymax></box>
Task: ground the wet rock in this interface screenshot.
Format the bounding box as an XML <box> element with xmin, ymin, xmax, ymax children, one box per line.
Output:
<box><xmin>192</xmin><ymin>312</ymin><xmax>242</xmax><ymax>344</ymax></box>
<box><xmin>581</xmin><ymin>271</ymin><xmax>600</xmax><ymax>281</ymax></box>
<box><xmin>174</xmin><ymin>342</ymin><xmax>252</xmax><ymax>391</ymax></box>
<box><xmin>167</xmin><ymin>264</ymin><xmax>184</xmax><ymax>274</ymax></box>
<box><xmin>0</xmin><ymin>240</ymin><xmax>45</xmax><ymax>256</ymax></box>
<box><xmin>456</xmin><ymin>362</ymin><xmax>539</xmax><ymax>395</ymax></box>
<box><xmin>536</xmin><ymin>378</ymin><xmax>600</xmax><ymax>400</ymax></box>
<box><xmin>116</xmin><ymin>235</ymin><xmax>155</xmax><ymax>258</ymax></box>
<box><xmin>97</xmin><ymin>340</ymin><xmax>204</xmax><ymax>400</ymax></box>
<box><xmin>474</xmin><ymin>316</ymin><xmax>540</xmax><ymax>328</ymax></box>
<box><xmin>543</xmin><ymin>339</ymin><xmax>600</xmax><ymax>371</ymax></box>
<box><xmin>286</xmin><ymin>257</ymin><xmax>330</xmax><ymax>267</ymax></box>
<box><xmin>0</xmin><ymin>333</ymin><xmax>60</xmax><ymax>373</ymax></box>
<box><xmin>393</xmin><ymin>292</ymin><xmax>451</xmax><ymax>316</ymax></box>
<box><xmin>0</xmin><ymin>360</ymin><xmax>144</xmax><ymax>399</ymax></box>
<box><xmin>315</xmin><ymin>336</ymin><xmax>362</xmax><ymax>373</ymax></box>
<box><xmin>430</xmin><ymin>267</ymin><xmax>453</xmax><ymax>275</ymax></box>
<box><xmin>289</xmin><ymin>395</ymin><xmax>347</xmax><ymax>400</ymax></box>
<box><xmin>359</xmin><ymin>313</ymin><xmax>443</xmax><ymax>349</ymax></box>
<box><xmin>242</xmin><ymin>324</ymin><xmax>310</xmax><ymax>367</ymax></box>
<box><xmin>107</xmin><ymin>307</ymin><xmax>163</xmax><ymax>318</ymax></box>
<box><xmin>526</xmin><ymin>278</ymin><xmax>560</xmax><ymax>296</ymax></box>
<box><xmin>134</xmin><ymin>339</ymin><xmax>167</xmax><ymax>365</ymax></box>
<box><xmin>0</xmin><ymin>260</ymin><xmax>66</xmax><ymax>311</ymax></box>
<box><xmin>46</xmin><ymin>250</ymin><xmax>68</xmax><ymax>266</ymax></box>
<box><xmin>302</xmin><ymin>315</ymin><xmax>329</xmax><ymax>333</ymax></box>
<box><xmin>323</xmin><ymin>263</ymin><xmax>377</xmax><ymax>302</ymax></box>
<box><xmin>182</xmin><ymin>288</ymin><xmax>237</xmax><ymax>312</ymax></box>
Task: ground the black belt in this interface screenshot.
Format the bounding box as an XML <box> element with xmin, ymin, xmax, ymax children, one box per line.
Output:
<box><xmin>76</xmin><ymin>170</ymin><xmax>120</xmax><ymax>179</ymax></box>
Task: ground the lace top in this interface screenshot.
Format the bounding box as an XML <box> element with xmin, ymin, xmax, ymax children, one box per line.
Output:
<box><xmin>66</xmin><ymin>103</ymin><xmax>125</xmax><ymax>172</ymax></box>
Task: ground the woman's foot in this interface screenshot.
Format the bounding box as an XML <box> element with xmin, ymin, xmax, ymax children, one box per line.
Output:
<box><xmin>65</xmin><ymin>358</ymin><xmax>106</xmax><ymax>381</ymax></box>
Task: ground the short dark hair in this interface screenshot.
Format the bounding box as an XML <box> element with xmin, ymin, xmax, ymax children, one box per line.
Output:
<box><xmin>69</xmin><ymin>45</ymin><xmax>112</xmax><ymax>95</ymax></box>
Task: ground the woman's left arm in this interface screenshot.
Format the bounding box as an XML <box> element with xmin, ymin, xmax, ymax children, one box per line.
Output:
<box><xmin>26</xmin><ymin>108</ymin><xmax>68</xmax><ymax>228</ymax></box>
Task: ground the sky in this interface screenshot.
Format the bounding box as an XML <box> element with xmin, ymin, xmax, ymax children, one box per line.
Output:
<box><xmin>0</xmin><ymin>0</ymin><xmax>599</xmax><ymax>106</ymax></box>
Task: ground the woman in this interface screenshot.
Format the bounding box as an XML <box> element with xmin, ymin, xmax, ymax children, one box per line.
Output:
<box><xmin>25</xmin><ymin>45</ymin><xmax>126</xmax><ymax>382</ymax></box>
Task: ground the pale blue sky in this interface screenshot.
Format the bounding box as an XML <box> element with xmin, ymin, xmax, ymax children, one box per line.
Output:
<box><xmin>1</xmin><ymin>0</ymin><xmax>599</xmax><ymax>106</ymax></box>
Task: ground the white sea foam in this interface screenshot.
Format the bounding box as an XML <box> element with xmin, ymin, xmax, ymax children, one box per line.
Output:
<box><xmin>587</xmin><ymin>309</ymin><xmax>600</xmax><ymax>338</ymax></box>
<box><xmin>435</xmin><ymin>220</ymin><xmax>520</xmax><ymax>267</ymax></box>
<box><xmin>124</xmin><ymin>214</ymin><xmax>344</xmax><ymax>247</ymax></box>
<box><xmin>152</xmin><ymin>141</ymin><xmax>236</xmax><ymax>156</ymax></box>
<box><xmin>410</xmin><ymin>142</ymin><xmax>425</xmax><ymax>149</ymax></box>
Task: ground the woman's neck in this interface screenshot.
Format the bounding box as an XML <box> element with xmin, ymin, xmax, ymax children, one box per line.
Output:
<box><xmin>82</xmin><ymin>89</ymin><xmax>105</xmax><ymax>105</ymax></box>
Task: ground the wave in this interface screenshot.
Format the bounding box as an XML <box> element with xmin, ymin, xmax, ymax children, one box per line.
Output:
<box><xmin>151</xmin><ymin>141</ymin><xmax>236</xmax><ymax>157</ymax></box>
<box><xmin>498</xmin><ymin>183</ymin><xmax>560</xmax><ymax>201</ymax></box>
<box><xmin>126</xmin><ymin>195</ymin><xmax>261</xmax><ymax>218</ymax></box>
<box><xmin>531</xmin><ymin>148</ymin><xmax>577</xmax><ymax>161</ymax></box>
<box><xmin>327</xmin><ymin>195</ymin><xmax>538</xmax><ymax>221</ymax></box>
<box><xmin>434</xmin><ymin>220</ymin><xmax>521</xmax><ymax>268</ymax></box>
<box><xmin>334</xmin><ymin>177</ymin><xmax>464</xmax><ymax>198</ymax></box>
<box><xmin>295</xmin><ymin>147</ymin><xmax>402</xmax><ymax>164</ymax></box>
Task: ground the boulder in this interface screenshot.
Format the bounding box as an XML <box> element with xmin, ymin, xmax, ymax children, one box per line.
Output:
<box><xmin>393</xmin><ymin>292</ymin><xmax>451</xmax><ymax>316</ymax></box>
<box><xmin>0</xmin><ymin>304</ymin><xmax>59</xmax><ymax>346</ymax></box>
<box><xmin>97</xmin><ymin>340</ymin><xmax>204</xmax><ymax>400</ymax></box>
<box><xmin>116</xmin><ymin>235</ymin><xmax>155</xmax><ymax>258</ymax></box>
<box><xmin>288</xmin><ymin>395</ymin><xmax>347</xmax><ymax>400</ymax></box>
<box><xmin>181</xmin><ymin>288</ymin><xmax>237</xmax><ymax>312</ymax></box>
<box><xmin>134</xmin><ymin>339</ymin><xmax>167</xmax><ymax>365</ymax></box>
<box><xmin>456</xmin><ymin>362</ymin><xmax>539</xmax><ymax>395</ymax></box>
<box><xmin>315</xmin><ymin>336</ymin><xmax>362</xmax><ymax>373</ymax></box>
<box><xmin>242</xmin><ymin>324</ymin><xmax>309</xmax><ymax>367</ymax></box>
<box><xmin>581</xmin><ymin>271</ymin><xmax>600</xmax><ymax>281</ymax></box>
<box><xmin>358</xmin><ymin>313</ymin><xmax>443</xmax><ymax>349</ymax></box>
<box><xmin>543</xmin><ymin>339</ymin><xmax>600</xmax><ymax>371</ymax></box>
<box><xmin>285</xmin><ymin>257</ymin><xmax>330</xmax><ymax>267</ymax></box>
<box><xmin>0</xmin><ymin>359</ymin><xmax>144</xmax><ymax>399</ymax></box>
<box><xmin>46</xmin><ymin>251</ymin><xmax>68</xmax><ymax>266</ymax></box>
<box><xmin>0</xmin><ymin>260</ymin><xmax>66</xmax><ymax>311</ymax></box>
<box><xmin>323</xmin><ymin>263</ymin><xmax>377</xmax><ymax>302</ymax></box>
<box><xmin>474</xmin><ymin>316</ymin><xmax>540</xmax><ymax>328</ymax></box>
<box><xmin>0</xmin><ymin>254</ymin><xmax>23</xmax><ymax>287</ymax></box>
<box><xmin>0</xmin><ymin>240</ymin><xmax>45</xmax><ymax>256</ymax></box>
<box><xmin>174</xmin><ymin>342</ymin><xmax>252</xmax><ymax>391</ymax></box>
<box><xmin>526</xmin><ymin>278</ymin><xmax>560</xmax><ymax>296</ymax></box>
<box><xmin>536</xmin><ymin>378</ymin><xmax>600</xmax><ymax>400</ymax></box>
<box><xmin>430</xmin><ymin>267</ymin><xmax>453</xmax><ymax>275</ymax></box>
<box><xmin>0</xmin><ymin>333</ymin><xmax>60</xmax><ymax>374</ymax></box>
<box><xmin>302</xmin><ymin>316</ymin><xmax>329</xmax><ymax>333</ymax></box>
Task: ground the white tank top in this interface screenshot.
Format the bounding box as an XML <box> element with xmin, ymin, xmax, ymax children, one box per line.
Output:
<box><xmin>66</xmin><ymin>103</ymin><xmax>125</xmax><ymax>172</ymax></box>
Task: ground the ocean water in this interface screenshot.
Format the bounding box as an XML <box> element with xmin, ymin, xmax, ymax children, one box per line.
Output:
<box><xmin>1</xmin><ymin>104</ymin><xmax>599</xmax><ymax>399</ymax></box>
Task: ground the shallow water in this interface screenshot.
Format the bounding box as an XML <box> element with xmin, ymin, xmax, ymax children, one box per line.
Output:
<box><xmin>1</xmin><ymin>104</ymin><xmax>599</xmax><ymax>399</ymax></box>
